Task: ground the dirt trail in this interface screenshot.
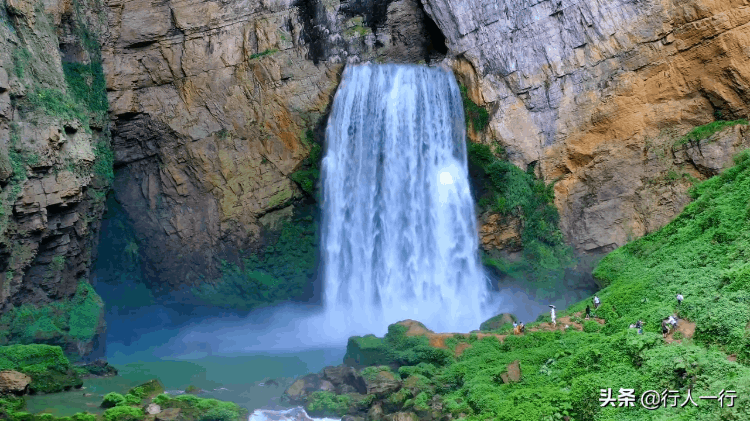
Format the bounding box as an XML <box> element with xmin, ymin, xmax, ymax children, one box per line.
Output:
<box><xmin>665</xmin><ymin>319</ymin><xmax>696</xmax><ymax>344</ymax></box>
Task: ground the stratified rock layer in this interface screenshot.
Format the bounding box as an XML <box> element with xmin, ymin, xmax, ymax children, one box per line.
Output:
<box><xmin>103</xmin><ymin>0</ymin><xmax>441</xmax><ymax>284</ymax></box>
<box><xmin>423</xmin><ymin>0</ymin><xmax>750</xmax><ymax>252</ymax></box>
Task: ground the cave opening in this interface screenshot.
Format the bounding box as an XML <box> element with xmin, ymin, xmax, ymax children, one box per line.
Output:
<box><xmin>418</xmin><ymin>2</ymin><xmax>448</xmax><ymax>60</ymax></box>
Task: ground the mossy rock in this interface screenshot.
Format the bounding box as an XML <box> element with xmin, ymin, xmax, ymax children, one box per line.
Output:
<box><xmin>0</xmin><ymin>344</ymin><xmax>82</xmax><ymax>393</ymax></box>
<box><xmin>102</xmin><ymin>405</ymin><xmax>144</xmax><ymax>421</ymax></box>
<box><xmin>127</xmin><ymin>379</ymin><xmax>164</xmax><ymax>400</ymax></box>
<box><xmin>184</xmin><ymin>385</ymin><xmax>201</xmax><ymax>394</ymax></box>
<box><xmin>101</xmin><ymin>392</ymin><xmax>125</xmax><ymax>408</ymax></box>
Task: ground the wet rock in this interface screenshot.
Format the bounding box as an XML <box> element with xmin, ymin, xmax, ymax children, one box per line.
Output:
<box><xmin>78</xmin><ymin>360</ymin><xmax>118</xmax><ymax>377</ymax></box>
<box><xmin>0</xmin><ymin>371</ymin><xmax>32</xmax><ymax>395</ymax></box>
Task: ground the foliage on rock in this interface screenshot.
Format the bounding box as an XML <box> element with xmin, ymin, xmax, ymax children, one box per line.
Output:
<box><xmin>0</xmin><ymin>344</ymin><xmax>82</xmax><ymax>393</ymax></box>
<box><xmin>0</xmin><ymin>282</ymin><xmax>105</xmax><ymax>350</ymax></box>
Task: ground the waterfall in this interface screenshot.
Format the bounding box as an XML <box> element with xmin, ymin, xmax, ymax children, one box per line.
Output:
<box><xmin>321</xmin><ymin>64</ymin><xmax>491</xmax><ymax>335</ymax></box>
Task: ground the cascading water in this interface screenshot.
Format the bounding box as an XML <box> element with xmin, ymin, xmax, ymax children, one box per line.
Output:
<box><xmin>321</xmin><ymin>64</ymin><xmax>492</xmax><ymax>335</ymax></box>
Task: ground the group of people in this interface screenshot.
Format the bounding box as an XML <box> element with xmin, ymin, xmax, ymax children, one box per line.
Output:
<box><xmin>512</xmin><ymin>293</ymin><xmax>684</xmax><ymax>338</ymax></box>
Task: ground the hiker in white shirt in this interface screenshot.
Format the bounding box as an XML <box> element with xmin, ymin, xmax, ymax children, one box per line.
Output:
<box><xmin>676</xmin><ymin>293</ymin><xmax>684</xmax><ymax>307</ymax></box>
<box><xmin>593</xmin><ymin>295</ymin><xmax>601</xmax><ymax>309</ymax></box>
<box><xmin>549</xmin><ymin>305</ymin><xmax>556</xmax><ymax>326</ymax></box>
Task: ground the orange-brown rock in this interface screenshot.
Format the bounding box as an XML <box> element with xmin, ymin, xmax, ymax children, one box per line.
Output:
<box><xmin>425</xmin><ymin>0</ymin><xmax>750</xmax><ymax>252</ymax></box>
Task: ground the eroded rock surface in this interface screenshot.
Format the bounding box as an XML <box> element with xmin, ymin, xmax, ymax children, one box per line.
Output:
<box><xmin>102</xmin><ymin>0</ymin><xmax>443</xmax><ymax>284</ymax></box>
<box><xmin>423</xmin><ymin>0</ymin><xmax>750</xmax><ymax>252</ymax></box>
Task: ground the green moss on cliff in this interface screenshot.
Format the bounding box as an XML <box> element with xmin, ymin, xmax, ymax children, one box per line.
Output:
<box><xmin>468</xmin><ymin>142</ymin><xmax>574</xmax><ymax>291</ymax></box>
<box><xmin>460</xmin><ymin>85</ymin><xmax>489</xmax><ymax>132</ymax></box>
<box><xmin>192</xmin><ymin>209</ymin><xmax>317</xmax><ymax>311</ymax></box>
<box><xmin>0</xmin><ymin>281</ymin><xmax>104</xmax><ymax>349</ymax></box>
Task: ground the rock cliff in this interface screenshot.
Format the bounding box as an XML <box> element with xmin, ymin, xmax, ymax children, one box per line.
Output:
<box><xmin>0</xmin><ymin>0</ymin><xmax>109</xmax><ymax>355</ymax></box>
<box><xmin>423</xmin><ymin>0</ymin><xmax>750</xmax><ymax>253</ymax></box>
<box><xmin>103</xmin><ymin>0</ymin><xmax>445</xmax><ymax>284</ymax></box>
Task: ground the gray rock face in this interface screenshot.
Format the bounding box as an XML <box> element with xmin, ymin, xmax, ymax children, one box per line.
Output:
<box><xmin>422</xmin><ymin>0</ymin><xmax>750</xmax><ymax>251</ymax></box>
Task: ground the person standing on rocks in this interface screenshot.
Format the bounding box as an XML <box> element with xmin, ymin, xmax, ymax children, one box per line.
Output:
<box><xmin>549</xmin><ymin>305</ymin><xmax>556</xmax><ymax>327</ymax></box>
<box><xmin>662</xmin><ymin>319</ymin><xmax>670</xmax><ymax>338</ymax></box>
<box><xmin>593</xmin><ymin>295</ymin><xmax>601</xmax><ymax>309</ymax></box>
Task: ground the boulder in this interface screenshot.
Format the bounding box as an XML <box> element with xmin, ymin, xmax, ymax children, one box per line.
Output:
<box><xmin>284</xmin><ymin>373</ymin><xmax>336</xmax><ymax>404</ymax></box>
<box><xmin>364</xmin><ymin>370</ymin><xmax>401</xmax><ymax>396</ymax></box>
<box><xmin>385</xmin><ymin>413</ymin><xmax>417</xmax><ymax>421</ymax></box>
<box><xmin>0</xmin><ymin>371</ymin><xmax>32</xmax><ymax>395</ymax></box>
<box><xmin>146</xmin><ymin>403</ymin><xmax>161</xmax><ymax>415</ymax></box>
<box><xmin>322</xmin><ymin>365</ymin><xmax>367</xmax><ymax>394</ymax></box>
<box><xmin>78</xmin><ymin>360</ymin><xmax>118</xmax><ymax>377</ymax></box>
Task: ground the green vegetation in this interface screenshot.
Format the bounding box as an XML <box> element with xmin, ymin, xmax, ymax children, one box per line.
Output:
<box><xmin>12</xmin><ymin>47</ymin><xmax>33</xmax><ymax>79</ymax></box>
<box><xmin>0</xmin><ymin>281</ymin><xmax>104</xmax><ymax>347</ymax></box>
<box><xmin>100</xmin><ymin>393</ymin><xmax>125</xmax><ymax>408</ymax></box>
<box><xmin>152</xmin><ymin>393</ymin><xmax>246</xmax><ymax>421</ymax></box>
<box><xmin>460</xmin><ymin>85</ymin><xmax>490</xmax><ymax>132</ymax></box>
<box><xmin>305</xmin><ymin>391</ymin><xmax>352</xmax><ymax>417</ymax></box>
<box><xmin>676</xmin><ymin>119</ymin><xmax>749</xmax><ymax>146</ymax></box>
<box><xmin>192</xmin><ymin>209</ymin><xmax>317</xmax><ymax>311</ymax></box>
<box><xmin>102</xmin><ymin>406</ymin><xmax>143</xmax><ymax>421</ymax></box>
<box><xmin>344</xmin><ymin>322</ymin><xmax>453</xmax><ymax>369</ymax></box>
<box><xmin>0</xmin><ymin>344</ymin><xmax>82</xmax><ymax>393</ymax></box>
<box><xmin>333</xmin><ymin>149</ymin><xmax>750</xmax><ymax>420</ymax></box>
<box><xmin>127</xmin><ymin>379</ymin><xmax>164</xmax><ymax>399</ymax></box>
<box><xmin>592</xmin><ymin>149</ymin><xmax>750</xmax><ymax>358</ymax></box>
<box><xmin>289</xmin><ymin>129</ymin><xmax>322</xmax><ymax>195</ymax></box>
<box><xmin>468</xmin><ymin>142</ymin><xmax>574</xmax><ymax>293</ymax></box>
<box><xmin>249</xmin><ymin>49</ymin><xmax>278</xmax><ymax>60</ymax></box>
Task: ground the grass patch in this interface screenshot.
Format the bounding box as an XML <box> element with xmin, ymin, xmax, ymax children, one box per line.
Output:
<box><xmin>305</xmin><ymin>391</ymin><xmax>352</xmax><ymax>418</ymax></box>
<box><xmin>676</xmin><ymin>119</ymin><xmax>749</xmax><ymax>146</ymax></box>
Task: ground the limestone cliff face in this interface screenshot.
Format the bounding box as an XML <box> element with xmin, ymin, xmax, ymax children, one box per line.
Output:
<box><xmin>102</xmin><ymin>0</ymin><xmax>444</xmax><ymax>284</ymax></box>
<box><xmin>423</xmin><ymin>0</ymin><xmax>750</xmax><ymax>253</ymax></box>
<box><xmin>0</xmin><ymin>0</ymin><xmax>109</xmax><ymax>355</ymax></box>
